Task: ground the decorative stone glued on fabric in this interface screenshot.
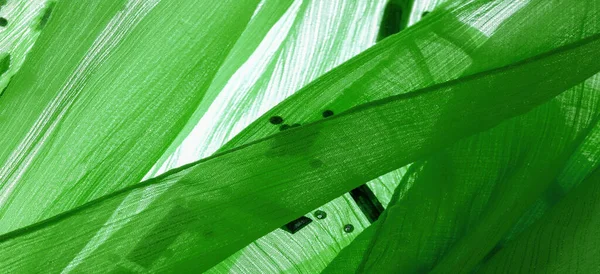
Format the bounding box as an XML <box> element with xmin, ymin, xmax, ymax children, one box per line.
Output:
<box><xmin>322</xmin><ymin>110</ymin><xmax>334</xmax><ymax>118</ymax></box>
<box><xmin>269</xmin><ymin>115</ymin><xmax>284</xmax><ymax>125</ymax></box>
<box><xmin>313</xmin><ymin>210</ymin><xmax>327</xmax><ymax>219</ymax></box>
<box><xmin>281</xmin><ymin>216</ymin><xmax>313</xmax><ymax>234</ymax></box>
<box><xmin>343</xmin><ymin>224</ymin><xmax>354</xmax><ymax>233</ymax></box>
<box><xmin>349</xmin><ymin>185</ymin><xmax>384</xmax><ymax>223</ymax></box>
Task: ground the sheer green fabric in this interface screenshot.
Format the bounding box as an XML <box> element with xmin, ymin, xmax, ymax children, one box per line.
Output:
<box><xmin>205</xmin><ymin>1</ymin><xmax>391</xmax><ymax>272</ymax></box>
<box><xmin>0</xmin><ymin>0</ymin><xmax>260</xmax><ymax>234</ymax></box>
<box><xmin>0</xmin><ymin>0</ymin><xmax>50</xmax><ymax>94</ymax></box>
<box><xmin>323</xmin><ymin>1</ymin><xmax>600</xmax><ymax>272</ymax></box>
<box><xmin>144</xmin><ymin>0</ymin><xmax>295</xmax><ymax>179</ymax></box>
<box><xmin>480</xmin><ymin>166</ymin><xmax>600</xmax><ymax>273</ymax></box>
<box><xmin>0</xmin><ymin>29</ymin><xmax>598</xmax><ymax>272</ymax></box>
<box><xmin>0</xmin><ymin>0</ymin><xmax>598</xmax><ymax>273</ymax></box>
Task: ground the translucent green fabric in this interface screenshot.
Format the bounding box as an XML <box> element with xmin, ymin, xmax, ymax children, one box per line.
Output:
<box><xmin>0</xmin><ymin>0</ymin><xmax>598</xmax><ymax>273</ymax></box>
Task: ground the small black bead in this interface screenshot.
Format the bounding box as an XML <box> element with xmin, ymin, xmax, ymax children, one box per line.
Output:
<box><xmin>269</xmin><ymin>116</ymin><xmax>284</xmax><ymax>125</ymax></box>
<box><xmin>0</xmin><ymin>17</ymin><xmax>7</xmax><ymax>27</ymax></box>
<box><xmin>322</xmin><ymin>110</ymin><xmax>334</xmax><ymax>118</ymax></box>
<box><xmin>343</xmin><ymin>224</ymin><xmax>354</xmax><ymax>233</ymax></box>
<box><xmin>422</xmin><ymin>11</ymin><xmax>430</xmax><ymax>17</ymax></box>
<box><xmin>314</xmin><ymin>210</ymin><xmax>327</xmax><ymax>220</ymax></box>
<box><xmin>279</xmin><ymin>124</ymin><xmax>291</xmax><ymax>131</ymax></box>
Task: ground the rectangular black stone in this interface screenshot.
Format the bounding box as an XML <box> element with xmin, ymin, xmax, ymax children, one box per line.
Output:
<box><xmin>281</xmin><ymin>216</ymin><xmax>313</xmax><ymax>234</ymax></box>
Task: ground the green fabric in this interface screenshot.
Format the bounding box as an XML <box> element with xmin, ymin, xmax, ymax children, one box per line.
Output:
<box><xmin>0</xmin><ymin>27</ymin><xmax>598</xmax><ymax>272</ymax></box>
<box><xmin>145</xmin><ymin>0</ymin><xmax>295</xmax><ymax>179</ymax></box>
<box><xmin>0</xmin><ymin>0</ymin><xmax>598</xmax><ymax>273</ymax></box>
<box><xmin>0</xmin><ymin>0</ymin><xmax>51</xmax><ymax>94</ymax></box>
<box><xmin>203</xmin><ymin>1</ymin><xmax>389</xmax><ymax>272</ymax></box>
<box><xmin>0</xmin><ymin>0</ymin><xmax>260</xmax><ymax>234</ymax></box>
<box><xmin>324</xmin><ymin>1</ymin><xmax>600</xmax><ymax>272</ymax></box>
<box><xmin>479</xmin><ymin>166</ymin><xmax>600</xmax><ymax>273</ymax></box>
